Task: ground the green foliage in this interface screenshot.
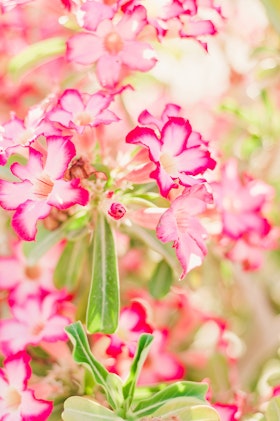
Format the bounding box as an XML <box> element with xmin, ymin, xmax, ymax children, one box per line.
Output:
<box><xmin>149</xmin><ymin>259</ymin><xmax>173</xmax><ymax>299</ymax></box>
<box><xmin>86</xmin><ymin>212</ymin><xmax>120</xmax><ymax>334</ymax></box>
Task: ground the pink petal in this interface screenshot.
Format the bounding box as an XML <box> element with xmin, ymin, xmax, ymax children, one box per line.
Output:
<box><xmin>81</xmin><ymin>1</ymin><xmax>114</xmax><ymax>32</ymax></box>
<box><xmin>44</xmin><ymin>136</ymin><xmax>76</xmax><ymax>180</ymax></box>
<box><xmin>47</xmin><ymin>179</ymin><xmax>89</xmax><ymax>209</ymax></box>
<box><xmin>11</xmin><ymin>148</ymin><xmax>43</xmax><ymax>182</ymax></box>
<box><xmin>150</xmin><ymin>165</ymin><xmax>178</xmax><ymax>197</ymax></box>
<box><xmin>161</xmin><ymin>117</ymin><xmax>192</xmax><ymax>156</ymax></box>
<box><xmin>0</xmin><ymin>257</ymin><xmax>22</xmax><ymax>289</ymax></box>
<box><xmin>183</xmin><ymin>19</ymin><xmax>216</xmax><ymax>37</ymax></box>
<box><xmin>85</xmin><ymin>92</ymin><xmax>112</xmax><ymax>115</ymax></box>
<box><xmin>59</xmin><ymin>89</ymin><xmax>84</xmax><ymax>114</ymax></box>
<box><xmin>0</xmin><ymin>180</ymin><xmax>33</xmax><ymax>210</ymax></box>
<box><xmin>120</xmin><ymin>41</ymin><xmax>157</xmax><ymax>71</ymax></box>
<box><xmin>117</xmin><ymin>5</ymin><xmax>147</xmax><ymax>39</ymax></box>
<box><xmin>47</xmin><ymin>108</ymin><xmax>72</xmax><ymax>127</ymax></box>
<box><xmin>41</xmin><ymin>315</ymin><xmax>69</xmax><ymax>341</ymax></box>
<box><xmin>0</xmin><ymin>319</ymin><xmax>30</xmax><ymax>355</ymax></box>
<box><xmin>161</xmin><ymin>103</ymin><xmax>181</xmax><ymax>121</ymax></box>
<box><xmin>21</xmin><ymin>389</ymin><xmax>53</xmax><ymax>421</ymax></box>
<box><xmin>126</xmin><ymin>126</ymin><xmax>161</xmax><ymax>162</ymax></box>
<box><xmin>96</xmin><ymin>54</ymin><xmax>122</xmax><ymax>89</ymax></box>
<box><xmin>4</xmin><ymin>352</ymin><xmax>31</xmax><ymax>390</ymax></box>
<box><xmin>138</xmin><ymin>109</ymin><xmax>161</xmax><ymax>130</ymax></box>
<box><xmin>12</xmin><ymin>200</ymin><xmax>51</xmax><ymax>241</ymax></box>
<box><xmin>67</xmin><ymin>33</ymin><xmax>104</xmax><ymax>65</ymax></box>
<box><xmin>176</xmin><ymin>148</ymin><xmax>216</xmax><ymax>175</ymax></box>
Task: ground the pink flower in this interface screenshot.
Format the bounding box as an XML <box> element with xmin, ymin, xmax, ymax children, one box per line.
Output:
<box><xmin>0</xmin><ymin>351</ymin><xmax>52</xmax><ymax>421</ymax></box>
<box><xmin>126</xmin><ymin>116</ymin><xmax>216</xmax><ymax>197</ymax></box>
<box><xmin>0</xmin><ymin>240</ymin><xmax>64</xmax><ymax>305</ymax></box>
<box><xmin>211</xmin><ymin>159</ymin><xmax>272</xmax><ymax>240</ymax></box>
<box><xmin>0</xmin><ymin>295</ymin><xmax>70</xmax><ymax>356</ymax></box>
<box><xmin>79</xmin><ymin>0</ymin><xmax>116</xmax><ymax>32</ymax></box>
<box><xmin>0</xmin><ymin>136</ymin><xmax>89</xmax><ymax>241</ymax></box>
<box><xmin>47</xmin><ymin>89</ymin><xmax>119</xmax><ymax>133</ymax></box>
<box><xmin>67</xmin><ymin>5</ymin><xmax>157</xmax><ymax>88</ymax></box>
<box><xmin>156</xmin><ymin>184</ymin><xmax>213</xmax><ymax>279</ymax></box>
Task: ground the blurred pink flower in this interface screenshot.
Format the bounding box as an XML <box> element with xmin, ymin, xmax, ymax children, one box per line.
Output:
<box><xmin>0</xmin><ymin>351</ymin><xmax>52</xmax><ymax>421</ymax></box>
<box><xmin>67</xmin><ymin>5</ymin><xmax>157</xmax><ymax>88</ymax></box>
<box><xmin>0</xmin><ymin>295</ymin><xmax>70</xmax><ymax>356</ymax></box>
<box><xmin>156</xmin><ymin>184</ymin><xmax>213</xmax><ymax>279</ymax></box>
<box><xmin>0</xmin><ymin>136</ymin><xmax>89</xmax><ymax>241</ymax></box>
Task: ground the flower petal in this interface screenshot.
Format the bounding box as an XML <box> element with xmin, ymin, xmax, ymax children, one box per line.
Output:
<box><xmin>96</xmin><ymin>54</ymin><xmax>122</xmax><ymax>89</ymax></box>
<box><xmin>120</xmin><ymin>41</ymin><xmax>157</xmax><ymax>71</ymax></box>
<box><xmin>47</xmin><ymin>179</ymin><xmax>89</xmax><ymax>209</ymax></box>
<box><xmin>11</xmin><ymin>148</ymin><xmax>43</xmax><ymax>182</ymax></box>
<box><xmin>21</xmin><ymin>389</ymin><xmax>53</xmax><ymax>421</ymax></box>
<box><xmin>12</xmin><ymin>200</ymin><xmax>51</xmax><ymax>241</ymax></box>
<box><xmin>59</xmin><ymin>89</ymin><xmax>84</xmax><ymax>114</ymax></box>
<box><xmin>161</xmin><ymin>117</ymin><xmax>192</xmax><ymax>156</ymax></box>
<box><xmin>4</xmin><ymin>352</ymin><xmax>31</xmax><ymax>390</ymax></box>
<box><xmin>0</xmin><ymin>180</ymin><xmax>33</xmax><ymax>210</ymax></box>
<box><xmin>44</xmin><ymin>136</ymin><xmax>76</xmax><ymax>180</ymax></box>
<box><xmin>126</xmin><ymin>126</ymin><xmax>161</xmax><ymax>162</ymax></box>
<box><xmin>67</xmin><ymin>33</ymin><xmax>104</xmax><ymax>65</ymax></box>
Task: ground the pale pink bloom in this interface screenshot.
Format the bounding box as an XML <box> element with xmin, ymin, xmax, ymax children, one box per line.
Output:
<box><xmin>0</xmin><ymin>0</ymin><xmax>34</xmax><ymax>12</ymax></box>
<box><xmin>0</xmin><ymin>104</ymin><xmax>58</xmax><ymax>166</ymax></box>
<box><xmin>67</xmin><ymin>5</ymin><xmax>157</xmax><ymax>88</ymax></box>
<box><xmin>0</xmin><ymin>351</ymin><xmax>52</xmax><ymax>421</ymax></box>
<box><xmin>0</xmin><ymin>136</ymin><xmax>89</xmax><ymax>241</ymax></box>
<box><xmin>138</xmin><ymin>103</ymin><xmax>182</xmax><ymax>130</ymax></box>
<box><xmin>0</xmin><ymin>295</ymin><xmax>70</xmax><ymax>356</ymax></box>
<box><xmin>156</xmin><ymin>184</ymin><xmax>213</xmax><ymax>279</ymax></box>
<box><xmin>47</xmin><ymin>89</ymin><xmax>119</xmax><ymax>133</ymax></box>
<box><xmin>0</xmin><ymin>240</ymin><xmax>64</xmax><ymax>305</ymax></box>
<box><xmin>211</xmin><ymin>159</ymin><xmax>272</xmax><ymax>240</ymax></box>
<box><xmin>126</xmin><ymin>116</ymin><xmax>216</xmax><ymax>197</ymax></box>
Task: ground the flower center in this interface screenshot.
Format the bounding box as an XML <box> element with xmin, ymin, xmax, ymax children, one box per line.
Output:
<box><xmin>25</xmin><ymin>265</ymin><xmax>41</xmax><ymax>280</ymax></box>
<box><xmin>6</xmin><ymin>387</ymin><xmax>22</xmax><ymax>411</ymax></box>
<box><xmin>74</xmin><ymin>111</ymin><xmax>92</xmax><ymax>126</ymax></box>
<box><xmin>159</xmin><ymin>152</ymin><xmax>178</xmax><ymax>177</ymax></box>
<box><xmin>31</xmin><ymin>321</ymin><xmax>45</xmax><ymax>336</ymax></box>
<box><xmin>33</xmin><ymin>173</ymin><xmax>54</xmax><ymax>199</ymax></box>
<box><xmin>104</xmin><ymin>31</ymin><xmax>124</xmax><ymax>55</ymax></box>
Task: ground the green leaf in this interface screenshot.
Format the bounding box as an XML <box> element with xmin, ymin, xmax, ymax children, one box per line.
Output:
<box><xmin>54</xmin><ymin>239</ymin><xmax>88</xmax><ymax>291</ymax></box>
<box><xmin>149</xmin><ymin>259</ymin><xmax>173</xmax><ymax>299</ymax></box>
<box><xmin>65</xmin><ymin>321</ymin><xmax>122</xmax><ymax>410</ymax></box>
<box><xmin>86</xmin><ymin>213</ymin><xmax>120</xmax><ymax>334</ymax></box>
<box><xmin>62</xmin><ymin>396</ymin><xmax>125</xmax><ymax>421</ymax></box>
<box><xmin>133</xmin><ymin>381</ymin><xmax>208</xmax><ymax>418</ymax></box>
<box><xmin>265</xmin><ymin>396</ymin><xmax>280</xmax><ymax>421</ymax></box>
<box><xmin>8</xmin><ymin>37</ymin><xmax>66</xmax><ymax>79</ymax></box>
<box><xmin>150</xmin><ymin>397</ymin><xmax>220</xmax><ymax>421</ymax></box>
<box><xmin>261</xmin><ymin>0</ymin><xmax>280</xmax><ymax>34</ymax></box>
<box><xmin>122</xmin><ymin>334</ymin><xmax>153</xmax><ymax>411</ymax></box>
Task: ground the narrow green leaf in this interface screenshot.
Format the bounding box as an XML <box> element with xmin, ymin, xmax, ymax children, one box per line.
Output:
<box><xmin>151</xmin><ymin>398</ymin><xmax>220</xmax><ymax>421</ymax></box>
<box><xmin>133</xmin><ymin>381</ymin><xmax>208</xmax><ymax>418</ymax></box>
<box><xmin>54</xmin><ymin>239</ymin><xmax>88</xmax><ymax>290</ymax></box>
<box><xmin>8</xmin><ymin>37</ymin><xmax>66</xmax><ymax>79</ymax></box>
<box><xmin>149</xmin><ymin>259</ymin><xmax>173</xmax><ymax>299</ymax></box>
<box><xmin>86</xmin><ymin>213</ymin><xmax>120</xmax><ymax>334</ymax></box>
<box><xmin>122</xmin><ymin>334</ymin><xmax>153</xmax><ymax>410</ymax></box>
<box><xmin>62</xmin><ymin>396</ymin><xmax>125</xmax><ymax>421</ymax></box>
<box><xmin>65</xmin><ymin>321</ymin><xmax>121</xmax><ymax>410</ymax></box>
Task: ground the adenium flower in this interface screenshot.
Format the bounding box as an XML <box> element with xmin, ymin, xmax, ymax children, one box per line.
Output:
<box><xmin>156</xmin><ymin>184</ymin><xmax>213</xmax><ymax>279</ymax></box>
<box><xmin>0</xmin><ymin>136</ymin><xmax>89</xmax><ymax>241</ymax></box>
<box><xmin>0</xmin><ymin>295</ymin><xmax>70</xmax><ymax>356</ymax></box>
<box><xmin>126</xmin><ymin>115</ymin><xmax>216</xmax><ymax>197</ymax></box>
<box><xmin>211</xmin><ymin>159</ymin><xmax>272</xmax><ymax>240</ymax></box>
<box><xmin>0</xmin><ymin>240</ymin><xmax>64</xmax><ymax>305</ymax></box>
<box><xmin>67</xmin><ymin>5</ymin><xmax>157</xmax><ymax>88</ymax></box>
<box><xmin>0</xmin><ymin>351</ymin><xmax>52</xmax><ymax>421</ymax></box>
<box><xmin>47</xmin><ymin>89</ymin><xmax>119</xmax><ymax>133</ymax></box>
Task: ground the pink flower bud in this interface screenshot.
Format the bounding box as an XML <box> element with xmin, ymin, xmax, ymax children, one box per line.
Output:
<box><xmin>108</xmin><ymin>202</ymin><xmax>126</xmax><ymax>220</ymax></box>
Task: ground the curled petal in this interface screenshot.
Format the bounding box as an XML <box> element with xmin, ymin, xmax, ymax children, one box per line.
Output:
<box><xmin>12</xmin><ymin>200</ymin><xmax>51</xmax><ymax>241</ymax></box>
<box><xmin>47</xmin><ymin>179</ymin><xmax>89</xmax><ymax>209</ymax></box>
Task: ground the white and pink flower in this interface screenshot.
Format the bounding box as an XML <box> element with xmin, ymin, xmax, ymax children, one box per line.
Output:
<box><xmin>0</xmin><ymin>136</ymin><xmax>89</xmax><ymax>241</ymax></box>
<box><xmin>0</xmin><ymin>351</ymin><xmax>52</xmax><ymax>421</ymax></box>
<box><xmin>126</xmin><ymin>115</ymin><xmax>216</xmax><ymax>197</ymax></box>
